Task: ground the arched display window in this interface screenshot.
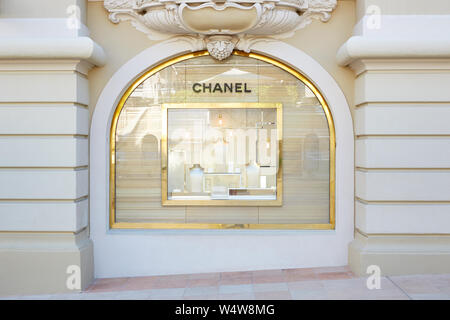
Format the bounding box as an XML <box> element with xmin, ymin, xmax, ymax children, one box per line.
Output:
<box><xmin>110</xmin><ymin>50</ymin><xmax>335</xmax><ymax>229</ymax></box>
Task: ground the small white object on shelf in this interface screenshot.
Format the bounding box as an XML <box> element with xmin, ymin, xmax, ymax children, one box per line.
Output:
<box><xmin>246</xmin><ymin>160</ymin><xmax>260</xmax><ymax>188</ymax></box>
<box><xmin>189</xmin><ymin>164</ymin><xmax>204</xmax><ymax>193</ymax></box>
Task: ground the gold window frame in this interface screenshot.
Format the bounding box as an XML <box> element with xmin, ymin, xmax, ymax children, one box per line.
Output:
<box><xmin>109</xmin><ymin>50</ymin><xmax>336</xmax><ymax>230</ymax></box>
<box><xmin>161</xmin><ymin>102</ymin><xmax>283</xmax><ymax>207</ymax></box>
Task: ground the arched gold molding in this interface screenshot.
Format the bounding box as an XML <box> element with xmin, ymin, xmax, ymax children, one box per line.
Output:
<box><xmin>109</xmin><ymin>50</ymin><xmax>335</xmax><ymax>230</ymax></box>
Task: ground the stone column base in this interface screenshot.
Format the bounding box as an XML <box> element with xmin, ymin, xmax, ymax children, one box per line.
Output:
<box><xmin>349</xmin><ymin>232</ymin><xmax>450</xmax><ymax>277</ymax></box>
<box><xmin>0</xmin><ymin>229</ymin><xmax>93</xmax><ymax>297</ymax></box>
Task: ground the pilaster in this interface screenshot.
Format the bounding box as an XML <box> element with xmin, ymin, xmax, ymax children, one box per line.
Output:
<box><xmin>338</xmin><ymin>0</ymin><xmax>450</xmax><ymax>276</ymax></box>
<box><xmin>0</xmin><ymin>0</ymin><xmax>105</xmax><ymax>296</ymax></box>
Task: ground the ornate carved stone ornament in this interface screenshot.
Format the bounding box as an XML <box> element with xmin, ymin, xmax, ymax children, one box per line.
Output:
<box><xmin>104</xmin><ymin>0</ymin><xmax>337</xmax><ymax>59</ymax></box>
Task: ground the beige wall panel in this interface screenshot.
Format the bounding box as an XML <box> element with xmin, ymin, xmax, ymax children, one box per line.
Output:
<box><xmin>0</xmin><ymin>199</ymin><xmax>88</xmax><ymax>232</ymax></box>
<box><xmin>355</xmin><ymin>72</ymin><xmax>450</xmax><ymax>105</ymax></box>
<box><xmin>0</xmin><ymin>136</ymin><xmax>87</xmax><ymax>167</ymax></box>
<box><xmin>87</xmin><ymin>2</ymin><xmax>158</xmax><ymax>118</ymax></box>
<box><xmin>356</xmin><ymin>200</ymin><xmax>450</xmax><ymax>234</ymax></box>
<box><xmin>356</xmin><ymin>169</ymin><xmax>450</xmax><ymax>201</ymax></box>
<box><xmin>0</xmin><ymin>169</ymin><xmax>88</xmax><ymax>199</ymax></box>
<box><xmin>0</xmin><ymin>105</ymin><xmax>89</xmax><ymax>135</ymax></box>
<box><xmin>186</xmin><ymin>207</ymin><xmax>258</xmax><ymax>224</ymax></box>
<box><xmin>283</xmin><ymin>0</ymin><xmax>356</xmax><ymax>115</ymax></box>
<box><xmin>0</xmin><ymin>72</ymin><xmax>89</xmax><ymax>104</ymax></box>
<box><xmin>355</xmin><ymin>104</ymin><xmax>450</xmax><ymax>135</ymax></box>
<box><xmin>356</xmin><ymin>137</ymin><xmax>450</xmax><ymax>168</ymax></box>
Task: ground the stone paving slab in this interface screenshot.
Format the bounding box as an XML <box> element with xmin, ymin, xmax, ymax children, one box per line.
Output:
<box><xmin>2</xmin><ymin>267</ymin><xmax>450</xmax><ymax>300</ymax></box>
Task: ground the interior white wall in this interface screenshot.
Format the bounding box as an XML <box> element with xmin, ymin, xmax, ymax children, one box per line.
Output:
<box><xmin>89</xmin><ymin>40</ymin><xmax>354</xmax><ymax>278</ymax></box>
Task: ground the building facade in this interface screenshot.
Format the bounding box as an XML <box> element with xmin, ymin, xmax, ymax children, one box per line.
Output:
<box><xmin>1</xmin><ymin>0</ymin><xmax>449</xmax><ymax>296</ymax></box>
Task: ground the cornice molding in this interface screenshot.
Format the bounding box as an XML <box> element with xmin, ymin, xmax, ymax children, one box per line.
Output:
<box><xmin>0</xmin><ymin>37</ymin><xmax>106</xmax><ymax>67</ymax></box>
<box><xmin>337</xmin><ymin>14</ymin><xmax>450</xmax><ymax>67</ymax></box>
<box><xmin>104</xmin><ymin>0</ymin><xmax>337</xmax><ymax>59</ymax></box>
<box><xmin>337</xmin><ymin>36</ymin><xmax>450</xmax><ymax>67</ymax></box>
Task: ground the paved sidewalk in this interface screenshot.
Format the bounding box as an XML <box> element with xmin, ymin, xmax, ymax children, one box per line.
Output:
<box><xmin>3</xmin><ymin>266</ymin><xmax>450</xmax><ymax>300</ymax></box>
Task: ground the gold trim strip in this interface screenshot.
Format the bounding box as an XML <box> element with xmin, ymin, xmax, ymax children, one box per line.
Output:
<box><xmin>109</xmin><ymin>50</ymin><xmax>336</xmax><ymax>230</ymax></box>
<box><xmin>111</xmin><ymin>222</ymin><xmax>335</xmax><ymax>230</ymax></box>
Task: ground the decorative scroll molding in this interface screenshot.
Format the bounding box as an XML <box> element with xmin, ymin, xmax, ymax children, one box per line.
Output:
<box><xmin>205</xmin><ymin>36</ymin><xmax>237</xmax><ymax>60</ymax></box>
<box><xmin>104</xmin><ymin>0</ymin><xmax>337</xmax><ymax>59</ymax></box>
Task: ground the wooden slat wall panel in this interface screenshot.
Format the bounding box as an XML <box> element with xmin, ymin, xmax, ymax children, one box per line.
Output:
<box><xmin>186</xmin><ymin>207</ymin><xmax>259</xmax><ymax>224</ymax></box>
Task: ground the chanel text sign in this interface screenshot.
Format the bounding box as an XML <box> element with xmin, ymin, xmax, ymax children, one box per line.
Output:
<box><xmin>193</xmin><ymin>83</ymin><xmax>252</xmax><ymax>93</ymax></box>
